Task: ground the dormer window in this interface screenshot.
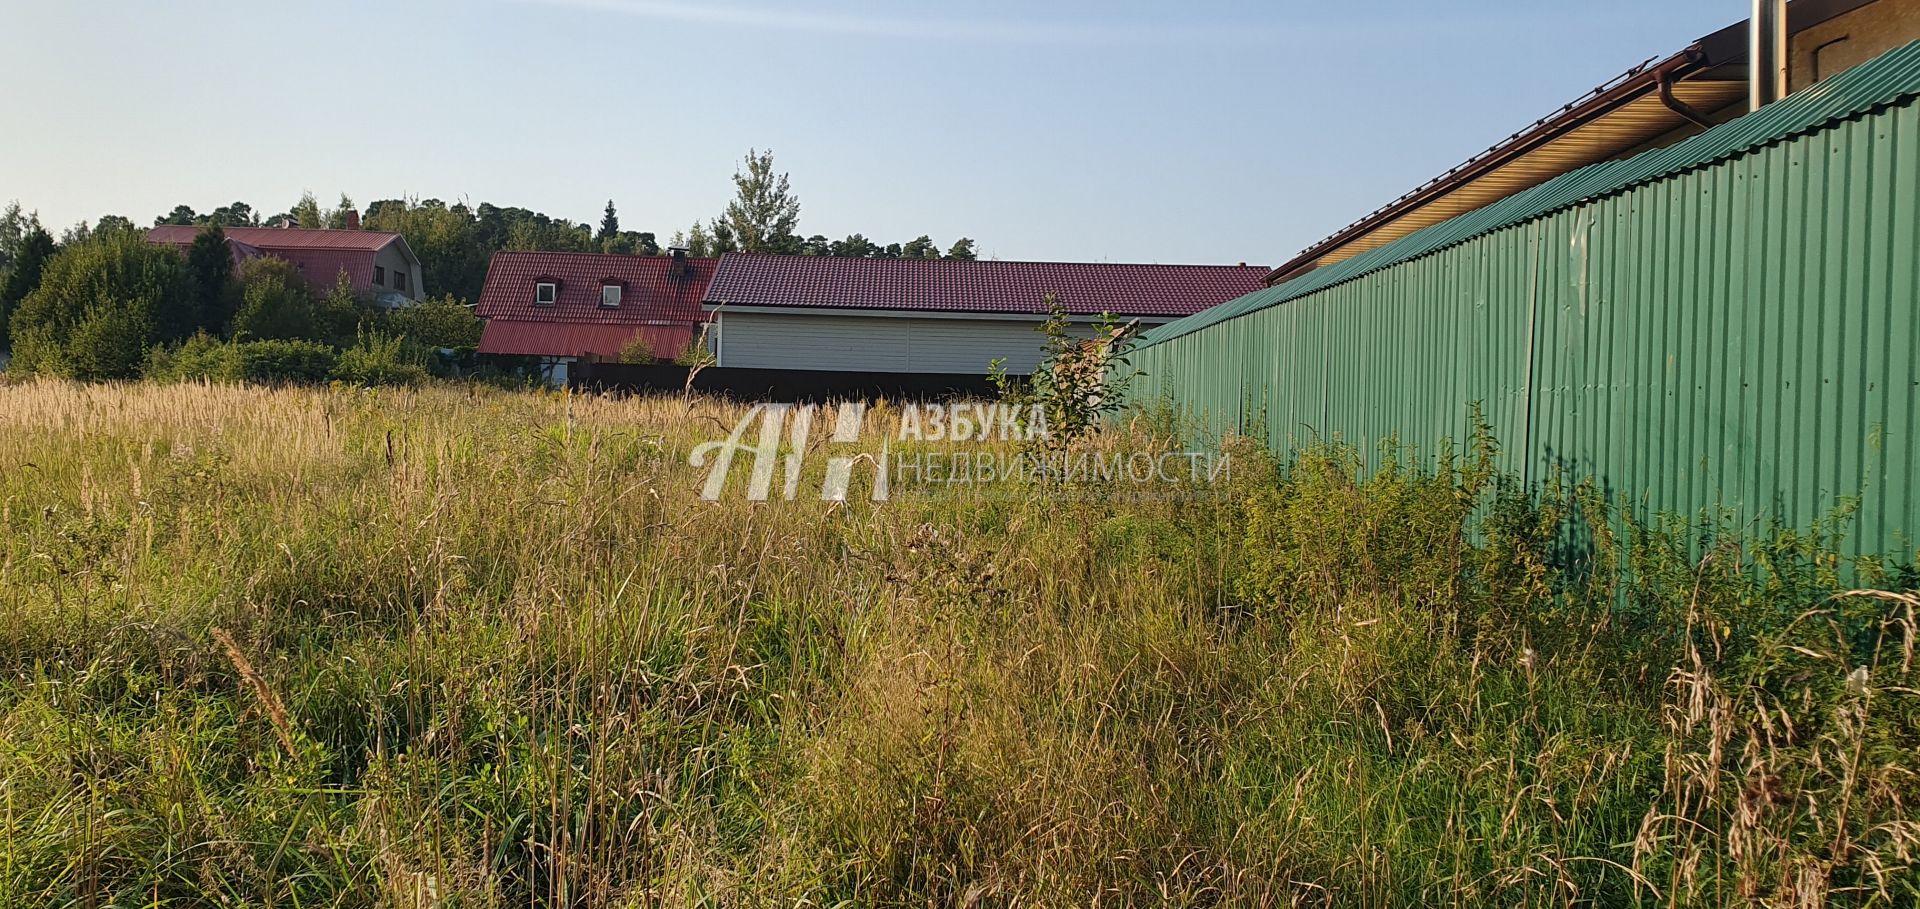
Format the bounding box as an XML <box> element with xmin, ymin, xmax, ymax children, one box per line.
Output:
<box><xmin>534</xmin><ymin>280</ymin><xmax>558</xmax><ymax>306</ymax></box>
<box><xmin>600</xmin><ymin>280</ymin><xmax>624</xmax><ymax>308</ymax></box>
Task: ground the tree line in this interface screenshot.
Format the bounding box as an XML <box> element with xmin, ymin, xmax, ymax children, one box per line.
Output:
<box><xmin>28</xmin><ymin>149</ymin><xmax>977</xmax><ymax>306</ymax></box>
<box><xmin>0</xmin><ymin>204</ymin><xmax>477</xmax><ymax>383</ymax></box>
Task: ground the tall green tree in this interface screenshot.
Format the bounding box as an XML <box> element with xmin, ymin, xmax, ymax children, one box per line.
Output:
<box><xmin>209</xmin><ymin>202</ymin><xmax>257</xmax><ymax>227</ymax></box>
<box><xmin>676</xmin><ymin>223</ymin><xmax>713</xmax><ymax>257</ymax></box>
<box><xmin>157</xmin><ymin>205</ymin><xmax>200</xmax><ymax>226</ymax></box>
<box><xmin>363</xmin><ymin>198</ymin><xmax>490</xmax><ymax>304</ymax></box>
<box><xmin>901</xmin><ymin>235</ymin><xmax>939</xmax><ymax>259</ymax></box>
<box><xmin>8</xmin><ymin>230</ymin><xmax>190</xmax><ymax>378</ymax></box>
<box><xmin>708</xmin><ymin>219</ymin><xmax>738</xmax><ymax>255</ymax></box>
<box><xmin>185</xmin><ymin>224</ymin><xmax>237</xmax><ymax>334</ymax></box>
<box><xmin>945</xmin><ymin>238</ymin><xmax>978</xmax><ymax>260</ymax></box>
<box><xmin>0</xmin><ymin>225</ymin><xmax>55</xmax><ymax>350</ymax></box>
<box><xmin>93</xmin><ymin>215</ymin><xmax>137</xmax><ymax>237</ymax></box>
<box><xmin>719</xmin><ymin>148</ymin><xmax>800</xmax><ymax>253</ymax></box>
<box><xmin>325</xmin><ymin>194</ymin><xmax>357</xmax><ymax>229</ymax></box>
<box><xmin>290</xmin><ymin>192</ymin><xmax>322</xmax><ymax>229</ymax></box>
<box><xmin>230</xmin><ymin>257</ymin><xmax>320</xmax><ymax>341</ymax></box>
<box><xmin>830</xmin><ymin>234</ymin><xmax>879</xmax><ymax>258</ymax></box>
<box><xmin>0</xmin><ymin>201</ymin><xmax>43</xmax><ymax>275</ymax></box>
<box><xmin>597</xmin><ymin>200</ymin><xmax>619</xmax><ymax>242</ymax></box>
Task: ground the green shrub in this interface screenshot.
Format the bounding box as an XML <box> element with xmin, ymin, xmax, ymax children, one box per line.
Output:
<box><xmin>233</xmin><ymin>339</ymin><xmax>338</xmax><ymax>384</ymax></box>
<box><xmin>63</xmin><ymin>299</ymin><xmax>155</xmax><ymax>381</ymax></box>
<box><xmin>381</xmin><ymin>296</ymin><xmax>480</xmax><ymax>349</ymax></box>
<box><xmin>672</xmin><ymin>335</ymin><xmax>715</xmax><ymax>367</ymax></box>
<box><xmin>143</xmin><ymin>332</ymin><xmax>235</xmax><ymax>381</ymax></box>
<box><xmin>230</xmin><ymin>258</ymin><xmax>320</xmax><ymax>341</ymax></box>
<box><xmin>313</xmin><ymin>276</ymin><xmax>369</xmax><ymax>346</ymax></box>
<box><xmin>332</xmin><ymin>330</ymin><xmax>427</xmax><ymax>386</ymax></box>
<box><xmin>615</xmin><ymin>333</ymin><xmax>656</xmax><ymax>364</ymax></box>
<box><xmin>143</xmin><ymin>335</ymin><xmax>338</xmax><ymax>385</ymax></box>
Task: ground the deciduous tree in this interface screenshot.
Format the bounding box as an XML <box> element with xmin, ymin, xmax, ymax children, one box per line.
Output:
<box><xmin>157</xmin><ymin>205</ymin><xmax>200</xmax><ymax>226</ymax></box>
<box><xmin>8</xmin><ymin>230</ymin><xmax>189</xmax><ymax>377</ymax></box>
<box><xmin>719</xmin><ymin>148</ymin><xmax>800</xmax><ymax>253</ymax></box>
<box><xmin>230</xmin><ymin>257</ymin><xmax>320</xmax><ymax>341</ymax></box>
<box><xmin>901</xmin><ymin>235</ymin><xmax>939</xmax><ymax>259</ymax></box>
<box><xmin>0</xmin><ymin>225</ymin><xmax>55</xmax><ymax>350</ymax></box>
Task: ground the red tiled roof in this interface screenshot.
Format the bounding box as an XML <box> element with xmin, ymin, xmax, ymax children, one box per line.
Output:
<box><xmin>146</xmin><ymin>226</ymin><xmax>409</xmax><ymax>298</ymax></box>
<box><xmin>477</xmin><ymin>320</ymin><xmax>698</xmax><ymax>359</ymax></box>
<box><xmin>475</xmin><ymin>251</ymin><xmax>718</xmax><ymax>325</ymax></box>
<box><xmin>147</xmin><ymin>225</ymin><xmax>401</xmax><ymax>251</ymax></box>
<box><xmin>703</xmin><ymin>253</ymin><xmax>1270</xmax><ymax>317</ymax></box>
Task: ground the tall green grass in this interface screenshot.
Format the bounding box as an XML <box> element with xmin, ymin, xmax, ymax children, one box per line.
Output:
<box><xmin>0</xmin><ymin>380</ymin><xmax>1914</xmax><ymax>907</ymax></box>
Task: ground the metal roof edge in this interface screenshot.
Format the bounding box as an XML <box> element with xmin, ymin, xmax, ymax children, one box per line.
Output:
<box><xmin>1137</xmin><ymin>39</ymin><xmax>1920</xmax><ymax>350</ymax></box>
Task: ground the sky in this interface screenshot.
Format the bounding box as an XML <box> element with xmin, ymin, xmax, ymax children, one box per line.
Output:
<box><xmin>0</xmin><ymin>0</ymin><xmax>1738</xmax><ymax>267</ymax></box>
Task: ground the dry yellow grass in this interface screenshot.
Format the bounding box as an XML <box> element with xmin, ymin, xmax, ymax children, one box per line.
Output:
<box><xmin>0</xmin><ymin>378</ymin><xmax>1914</xmax><ymax>908</ymax></box>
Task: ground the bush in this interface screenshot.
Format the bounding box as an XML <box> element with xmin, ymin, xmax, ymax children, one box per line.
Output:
<box><xmin>332</xmin><ymin>330</ymin><xmax>427</xmax><ymax>386</ymax></box>
<box><xmin>230</xmin><ymin>257</ymin><xmax>319</xmax><ymax>341</ymax></box>
<box><xmin>64</xmin><ymin>300</ymin><xmax>154</xmax><ymax>381</ymax></box>
<box><xmin>990</xmin><ymin>295</ymin><xmax>1135</xmax><ymax>448</ymax></box>
<box><xmin>143</xmin><ymin>332</ymin><xmax>234</xmax><ymax>381</ymax></box>
<box><xmin>233</xmin><ymin>339</ymin><xmax>338</xmax><ymax>384</ymax></box>
<box><xmin>313</xmin><ymin>276</ymin><xmax>368</xmax><ymax>346</ymax></box>
<box><xmin>672</xmin><ymin>331</ymin><xmax>715</xmax><ymax>367</ymax></box>
<box><xmin>142</xmin><ymin>335</ymin><xmax>338</xmax><ymax>385</ymax></box>
<box><xmin>616</xmin><ymin>333</ymin><xmax>656</xmax><ymax>364</ymax></box>
<box><xmin>382</xmin><ymin>296</ymin><xmax>481</xmax><ymax>350</ymax></box>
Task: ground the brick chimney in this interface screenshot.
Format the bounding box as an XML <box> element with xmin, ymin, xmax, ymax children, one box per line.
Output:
<box><xmin>344</xmin><ymin>209</ymin><xmax>360</xmax><ymax>231</ymax></box>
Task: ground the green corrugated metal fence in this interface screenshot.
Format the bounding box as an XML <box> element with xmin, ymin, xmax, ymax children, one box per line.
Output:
<box><xmin>1128</xmin><ymin>43</ymin><xmax>1920</xmax><ymax>559</ymax></box>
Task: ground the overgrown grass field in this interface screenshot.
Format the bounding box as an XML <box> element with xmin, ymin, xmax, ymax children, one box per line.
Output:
<box><xmin>1</xmin><ymin>380</ymin><xmax>1915</xmax><ymax>907</ymax></box>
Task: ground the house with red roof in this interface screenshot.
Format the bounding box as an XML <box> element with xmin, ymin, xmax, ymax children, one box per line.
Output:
<box><xmin>700</xmin><ymin>253</ymin><xmax>1268</xmax><ymax>375</ymax></box>
<box><xmin>147</xmin><ymin>224</ymin><xmax>426</xmax><ymax>306</ymax></box>
<box><xmin>474</xmin><ymin>249</ymin><xmax>718</xmax><ymax>381</ymax></box>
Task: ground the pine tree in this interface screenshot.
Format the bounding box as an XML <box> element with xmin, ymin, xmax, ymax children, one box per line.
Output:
<box><xmin>598</xmin><ymin>200</ymin><xmax>619</xmax><ymax>242</ymax></box>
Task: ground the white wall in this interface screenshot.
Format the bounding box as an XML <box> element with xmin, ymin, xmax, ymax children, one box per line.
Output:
<box><xmin>715</xmin><ymin>310</ymin><xmax>1131</xmax><ymax>374</ymax></box>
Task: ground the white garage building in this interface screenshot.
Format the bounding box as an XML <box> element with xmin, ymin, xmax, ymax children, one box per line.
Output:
<box><xmin>702</xmin><ymin>253</ymin><xmax>1268</xmax><ymax>375</ymax></box>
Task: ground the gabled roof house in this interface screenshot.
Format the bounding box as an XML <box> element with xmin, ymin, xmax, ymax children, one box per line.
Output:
<box><xmin>701</xmin><ymin>254</ymin><xmax>1268</xmax><ymax>375</ymax></box>
<box><xmin>147</xmin><ymin>224</ymin><xmax>425</xmax><ymax>306</ymax></box>
<box><xmin>474</xmin><ymin>249</ymin><xmax>718</xmax><ymax>363</ymax></box>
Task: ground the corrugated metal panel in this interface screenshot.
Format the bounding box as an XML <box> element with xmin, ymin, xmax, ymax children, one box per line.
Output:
<box><xmin>1129</xmin><ymin>45</ymin><xmax>1920</xmax><ymax>559</ymax></box>
<box><xmin>1142</xmin><ymin>40</ymin><xmax>1920</xmax><ymax>350</ymax></box>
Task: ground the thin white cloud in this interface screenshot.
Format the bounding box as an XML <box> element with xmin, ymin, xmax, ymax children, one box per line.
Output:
<box><xmin>511</xmin><ymin>0</ymin><xmax>1291</xmax><ymax>47</ymax></box>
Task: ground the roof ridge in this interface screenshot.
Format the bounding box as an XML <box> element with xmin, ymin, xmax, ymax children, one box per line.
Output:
<box><xmin>496</xmin><ymin>249</ymin><xmax>716</xmax><ymax>260</ymax></box>
<box><xmin>718</xmin><ymin>251</ymin><xmax>1267</xmax><ymax>269</ymax></box>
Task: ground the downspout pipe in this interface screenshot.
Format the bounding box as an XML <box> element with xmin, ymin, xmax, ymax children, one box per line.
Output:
<box><xmin>1751</xmin><ymin>0</ymin><xmax>1788</xmax><ymax>107</ymax></box>
<box><xmin>1658</xmin><ymin>48</ymin><xmax>1717</xmax><ymax>129</ymax></box>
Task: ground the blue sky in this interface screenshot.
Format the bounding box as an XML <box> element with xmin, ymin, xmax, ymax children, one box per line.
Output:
<box><xmin>0</xmin><ymin>0</ymin><xmax>1735</xmax><ymax>266</ymax></box>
